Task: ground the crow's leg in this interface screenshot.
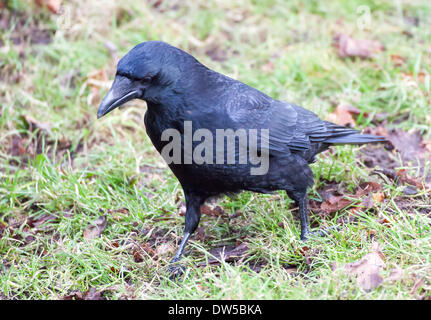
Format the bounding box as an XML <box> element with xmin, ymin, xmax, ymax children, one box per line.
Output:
<box><xmin>289</xmin><ymin>191</ymin><xmax>338</xmax><ymax>241</ymax></box>
<box><xmin>296</xmin><ymin>194</ymin><xmax>310</xmax><ymax>241</ymax></box>
<box><xmin>287</xmin><ymin>191</ymin><xmax>309</xmax><ymax>240</ymax></box>
<box><xmin>169</xmin><ymin>191</ymin><xmax>205</xmax><ymax>279</ymax></box>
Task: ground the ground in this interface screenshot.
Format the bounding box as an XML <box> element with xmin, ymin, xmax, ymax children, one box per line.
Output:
<box><xmin>0</xmin><ymin>0</ymin><xmax>430</xmax><ymax>299</ymax></box>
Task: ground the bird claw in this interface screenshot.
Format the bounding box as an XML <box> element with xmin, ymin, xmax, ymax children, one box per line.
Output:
<box><xmin>168</xmin><ymin>263</ymin><xmax>186</xmax><ymax>281</ymax></box>
<box><xmin>301</xmin><ymin>226</ymin><xmax>340</xmax><ymax>241</ymax></box>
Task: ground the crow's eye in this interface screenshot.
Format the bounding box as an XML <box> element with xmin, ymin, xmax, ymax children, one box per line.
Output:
<box><xmin>142</xmin><ymin>76</ymin><xmax>152</xmax><ymax>83</ymax></box>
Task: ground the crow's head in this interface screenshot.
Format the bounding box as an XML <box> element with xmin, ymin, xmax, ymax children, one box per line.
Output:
<box><xmin>97</xmin><ymin>41</ymin><xmax>194</xmax><ymax>118</ymax></box>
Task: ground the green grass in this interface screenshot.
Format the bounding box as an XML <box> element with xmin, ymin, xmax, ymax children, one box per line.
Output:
<box><xmin>0</xmin><ymin>0</ymin><xmax>430</xmax><ymax>299</ymax></box>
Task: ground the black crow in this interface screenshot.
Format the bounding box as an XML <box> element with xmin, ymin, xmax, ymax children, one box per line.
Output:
<box><xmin>97</xmin><ymin>41</ymin><xmax>385</xmax><ymax>275</ymax></box>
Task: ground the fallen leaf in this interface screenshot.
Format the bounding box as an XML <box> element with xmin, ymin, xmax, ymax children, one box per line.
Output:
<box><xmin>401</xmin><ymin>71</ymin><xmax>428</xmax><ymax>84</ymax></box>
<box><xmin>344</xmin><ymin>242</ymin><xmax>386</xmax><ymax>292</ymax></box>
<box><xmin>83</xmin><ymin>288</ymin><xmax>103</xmax><ymax>300</ymax></box>
<box><xmin>334</xmin><ymin>34</ymin><xmax>385</xmax><ymax>59</ymax></box>
<box><xmin>196</xmin><ymin>226</ymin><xmax>206</xmax><ymax>241</ymax></box>
<box><xmin>27</xmin><ymin>214</ymin><xmax>57</xmax><ymax>228</ymax></box>
<box><xmin>108</xmin><ymin>207</ymin><xmax>129</xmax><ymax>221</ymax></box>
<box><xmin>155</xmin><ymin>242</ymin><xmax>175</xmax><ymax>257</ymax></box>
<box><xmin>7</xmin><ymin>135</ymin><xmax>26</xmax><ymax>156</ymax></box>
<box><xmin>133</xmin><ymin>242</ymin><xmax>156</xmax><ymax>262</ymax></box>
<box><xmin>390</xmin><ymin>54</ymin><xmax>407</xmax><ymax>67</ymax></box>
<box><xmin>178</xmin><ymin>202</ymin><xmax>186</xmax><ymax>216</ymax></box>
<box><xmin>360</xmin><ymin>127</ymin><xmax>431</xmax><ymax>187</ymax></box>
<box><xmin>201</xmin><ymin>205</ymin><xmax>225</xmax><ymax>217</ymax></box>
<box><xmin>320</xmin><ymin>196</ymin><xmax>353</xmax><ymax>214</ymax></box>
<box><xmin>83</xmin><ymin>215</ymin><xmax>107</xmax><ymax>239</ymax></box>
<box><xmin>327</xmin><ymin>104</ymin><xmax>358</xmax><ymax>127</ymax></box>
<box><xmin>35</xmin><ymin>0</ymin><xmax>62</xmax><ymax>14</ymax></box>
<box><xmin>396</xmin><ymin>169</ymin><xmax>423</xmax><ymax>189</ymax></box>
<box><xmin>386</xmin><ymin>267</ymin><xmax>403</xmax><ymax>282</ymax></box>
<box><xmin>205</xmin><ymin>45</ymin><xmax>227</xmax><ymax>62</ymax></box>
<box><xmin>63</xmin><ymin>290</ymin><xmax>83</xmax><ymax>300</ymax></box>
<box><xmin>356</xmin><ymin>181</ymin><xmax>383</xmax><ymax>197</ymax></box>
<box><xmin>22</xmin><ymin>115</ymin><xmax>51</xmax><ymax>132</ymax></box>
<box><xmin>197</xmin><ymin>242</ymin><xmax>249</xmax><ymax>266</ymax></box>
<box><xmin>372</xmin><ymin>192</ymin><xmax>385</xmax><ymax>203</ymax></box>
<box><xmin>349</xmin><ymin>207</ymin><xmax>361</xmax><ymax>216</ymax></box>
<box><xmin>81</xmin><ymin>68</ymin><xmax>110</xmax><ymax>106</ymax></box>
<box><xmin>379</xmin><ymin>217</ymin><xmax>391</xmax><ymax>228</ymax></box>
<box><xmin>63</xmin><ymin>288</ymin><xmax>103</xmax><ymax>300</ymax></box>
<box><xmin>411</xmin><ymin>277</ymin><xmax>425</xmax><ymax>299</ymax></box>
<box><xmin>261</xmin><ymin>61</ymin><xmax>275</xmax><ymax>74</ymax></box>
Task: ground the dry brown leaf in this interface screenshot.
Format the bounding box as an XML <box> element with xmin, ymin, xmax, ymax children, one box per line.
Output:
<box><xmin>386</xmin><ymin>267</ymin><xmax>403</xmax><ymax>282</ymax></box>
<box><xmin>83</xmin><ymin>215</ymin><xmax>107</xmax><ymax>239</ymax></box>
<box><xmin>205</xmin><ymin>45</ymin><xmax>227</xmax><ymax>62</ymax></box>
<box><xmin>361</xmin><ymin>127</ymin><xmax>430</xmax><ymax>187</ymax></box>
<box><xmin>23</xmin><ymin>115</ymin><xmax>51</xmax><ymax>132</ymax></box>
<box><xmin>327</xmin><ymin>105</ymin><xmax>357</xmax><ymax>127</ymax></box>
<box><xmin>390</xmin><ymin>54</ymin><xmax>407</xmax><ymax>67</ymax></box>
<box><xmin>27</xmin><ymin>214</ymin><xmax>57</xmax><ymax>228</ymax></box>
<box><xmin>35</xmin><ymin>0</ymin><xmax>62</xmax><ymax>14</ymax></box>
<box><xmin>196</xmin><ymin>226</ymin><xmax>206</xmax><ymax>242</ymax></box>
<box><xmin>411</xmin><ymin>277</ymin><xmax>425</xmax><ymax>298</ymax></box>
<box><xmin>8</xmin><ymin>135</ymin><xmax>27</xmax><ymax>157</ymax></box>
<box><xmin>344</xmin><ymin>242</ymin><xmax>386</xmax><ymax>292</ymax></box>
<box><xmin>201</xmin><ymin>205</ymin><xmax>225</xmax><ymax>217</ymax></box>
<box><xmin>401</xmin><ymin>71</ymin><xmax>428</xmax><ymax>84</ymax></box>
<box><xmin>178</xmin><ymin>202</ymin><xmax>186</xmax><ymax>216</ymax></box>
<box><xmin>356</xmin><ymin>181</ymin><xmax>383</xmax><ymax>196</ymax></box>
<box><xmin>320</xmin><ymin>196</ymin><xmax>353</xmax><ymax>214</ymax></box>
<box><xmin>261</xmin><ymin>61</ymin><xmax>275</xmax><ymax>74</ymax></box>
<box><xmin>108</xmin><ymin>207</ymin><xmax>129</xmax><ymax>221</ymax></box>
<box><xmin>63</xmin><ymin>288</ymin><xmax>103</xmax><ymax>300</ymax></box>
<box><xmin>155</xmin><ymin>242</ymin><xmax>175</xmax><ymax>257</ymax></box>
<box><xmin>135</xmin><ymin>242</ymin><xmax>157</xmax><ymax>261</ymax></box>
<box><xmin>396</xmin><ymin>169</ymin><xmax>424</xmax><ymax>189</ymax></box>
<box><xmin>197</xmin><ymin>242</ymin><xmax>250</xmax><ymax>266</ymax></box>
<box><xmin>334</xmin><ymin>34</ymin><xmax>385</xmax><ymax>59</ymax></box>
<box><xmin>372</xmin><ymin>192</ymin><xmax>385</xmax><ymax>203</ymax></box>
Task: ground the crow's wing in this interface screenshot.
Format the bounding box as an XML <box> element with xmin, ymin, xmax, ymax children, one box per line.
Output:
<box><xmin>225</xmin><ymin>85</ymin><xmax>359</xmax><ymax>155</ymax></box>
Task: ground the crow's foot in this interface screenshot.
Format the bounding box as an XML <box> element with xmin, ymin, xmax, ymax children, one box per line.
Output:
<box><xmin>168</xmin><ymin>263</ymin><xmax>186</xmax><ymax>281</ymax></box>
<box><xmin>301</xmin><ymin>226</ymin><xmax>340</xmax><ymax>241</ymax></box>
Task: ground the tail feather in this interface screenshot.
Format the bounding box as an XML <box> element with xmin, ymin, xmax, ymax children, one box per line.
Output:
<box><xmin>324</xmin><ymin>133</ymin><xmax>387</xmax><ymax>145</ymax></box>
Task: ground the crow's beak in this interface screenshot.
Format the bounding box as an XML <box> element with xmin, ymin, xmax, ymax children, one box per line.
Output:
<box><xmin>97</xmin><ymin>76</ymin><xmax>141</xmax><ymax>119</ymax></box>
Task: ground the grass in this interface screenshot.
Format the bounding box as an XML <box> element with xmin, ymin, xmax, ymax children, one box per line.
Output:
<box><xmin>0</xmin><ymin>0</ymin><xmax>431</xmax><ymax>299</ymax></box>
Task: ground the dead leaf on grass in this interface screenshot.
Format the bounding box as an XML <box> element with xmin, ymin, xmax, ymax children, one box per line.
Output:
<box><xmin>327</xmin><ymin>104</ymin><xmax>360</xmax><ymax>127</ymax></box>
<box><xmin>80</xmin><ymin>68</ymin><xmax>110</xmax><ymax>106</ymax></box>
<box><xmin>22</xmin><ymin>115</ymin><xmax>51</xmax><ymax>132</ymax></box>
<box><xmin>27</xmin><ymin>214</ymin><xmax>57</xmax><ymax>228</ymax></box>
<box><xmin>320</xmin><ymin>196</ymin><xmax>353</xmax><ymax>214</ymax></box>
<box><xmin>205</xmin><ymin>45</ymin><xmax>228</xmax><ymax>62</ymax></box>
<box><xmin>197</xmin><ymin>242</ymin><xmax>250</xmax><ymax>267</ymax></box>
<box><xmin>133</xmin><ymin>242</ymin><xmax>156</xmax><ymax>262</ymax></box>
<box><xmin>108</xmin><ymin>207</ymin><xmax>129</xmax><ymax>221</ymax></box>
<box><xmin>334</xmin><ymin>34</ymin><xmax>385</xmax><ymax>59</ymax></box>
<box><xmin>35</xmin><ymin>0</ymin><xmax>62</xmax><ymax>14</ymax></box>
<box><xmin>360</xmin><ymin>127</ymin><xmax>431</xmax><ymax>187</ymax></box>
<box><xmin>344</xmin><ymin>242</ymin><xmax>386</xmax><ymax>292</ymax></box>
<box><xmin>201</xmin><ymin>205</ymin><xmax>225</xmax><ymax>217</ymax></box>
<box><xmin>390</xmin><ymin>54</ymin><xmax>407</xmax><ymax>67</ymax></box>
<box><xmin>83</xmin><ymin>215</ymin><xmax>107</xmax><ymax>239</ymax></box>
<box><xmin>7</xmin><ymin>135</ymin><xmax>27</xmax><ymax>157</ymax></box>
<box><xmin>386</xmin><ymin>267</ymin><xmax>403</xmax><ymax>282</ymax></box>
<box><xmin>63</xmin><ymin>287</ymin><xmax>103</xmax><ymax>300</ymax></box>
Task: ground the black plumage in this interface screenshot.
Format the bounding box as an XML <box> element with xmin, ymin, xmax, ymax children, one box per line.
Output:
<box><xmin>97</xmin><ymin>41</ymin><xmax>385</xmax><ymax>274</ymax></box>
